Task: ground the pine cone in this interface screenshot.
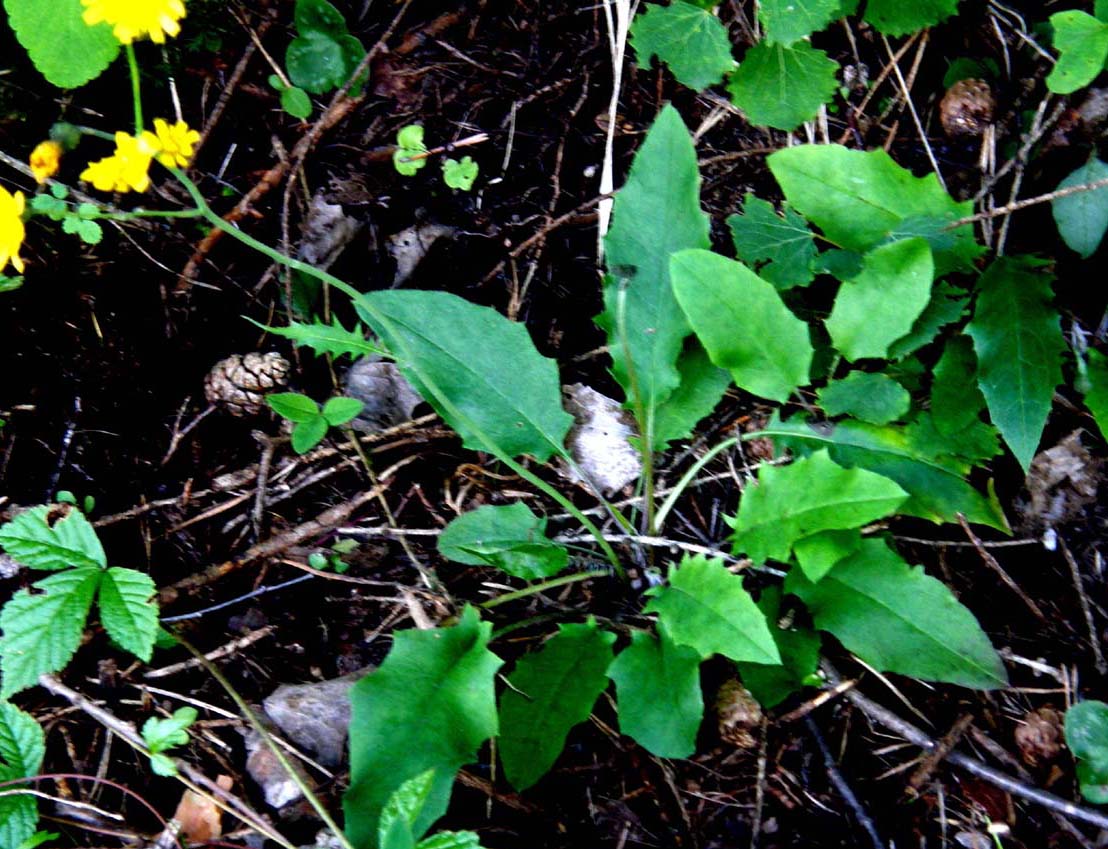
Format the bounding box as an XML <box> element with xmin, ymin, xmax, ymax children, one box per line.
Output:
<box><xmin>204</xmin><ymin>352</ymin><xmax>290</xmax><ymax>417</ymax></box>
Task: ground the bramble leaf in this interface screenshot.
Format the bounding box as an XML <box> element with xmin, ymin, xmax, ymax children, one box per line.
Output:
<box><xmin>98</xmin><ymin>567</ymin><xmax>158</xmax><ymax>662</ymax></box>
<box><xmin>862</xmin><ymin>0</ymin><xmax>960</xmax><ymax>36</ymax></box>
<box><xmin>2</xmin><ymin>0</ymin><xmax>120</xmax><ymax>89</ymax></box>
<box><xmin>0</xmin><ymin>504</ymin><xmax>106</xmax><ymax>571</ymax></box>
<box><xmin>1046</xmin><ymin>11</ymin><xmax>1108</xmax><ymax>95</ymax></box>
<box><xmin>499</xmin><ymin>620</ymin><xmax>616</xmax><ymax>790</ymax></box>
<box><xmin>817</xmin><ymin>372</ymin><xmax>910</xmax><ymax>425</ymax></box>
<box><xmin>630</xmin><ymin>1</ymin><xmax>734</xmax><ymax>90</ymax></box>
<box><xmin>727</xmin><ymin>41</ymin><xmax>838</xmax><ymax>130</ymax></box>
<box><xmin>1064</xmin><ymin>700</ymin><xmax>1108</xmax><ymax>804</ymax></box>
<box><xmin>437</xmin><ymin>503</ymin><xmax>568</xmax><ymax>580</ymax></box>
<box><xmin>727</xmin><ymin>195</ymin><xmax>816</xmax><ymax>290</ymax></box>
<box><xmin>758</xmin><ymin>0</ymin><xmax>841</xmax><ymax>45</ymax></box>
<box><xmin>0</xmin><ymin>701</ymin><xmax>45</xmax><ymax>849</ymax></box>
<box><xmin>1052</xmin><ymin>158</ymin><xmax>1108</xmax><ymax>258</ymax></box>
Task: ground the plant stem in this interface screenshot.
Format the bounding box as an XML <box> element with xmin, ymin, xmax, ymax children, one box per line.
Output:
<box><xmin>653</xmin><ymin>437</ymin><xmax>738</xmax><ymax>532</ymax></box>
<box><xmin>615</xmin><ymin>279</ymin><xmax>656</xmax><ymax>541</ymax></box>
<box><xmin>125</xmin><ymin>44</ymin><xmax>144</xmax><ymax>134</ymax></box>
<box><xmin>480</xmin><ymin>571</ymin><xmax>607</xmax><ymax>609</ymax></box>
<box><xmin>94</xmin><ymin>207</ymin><xmax>203</xmax><ymax>221</ymax></box>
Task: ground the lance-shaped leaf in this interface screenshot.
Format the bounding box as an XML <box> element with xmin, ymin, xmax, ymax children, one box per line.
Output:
<box><xmin>728</xmin><ymin>449</ymin><xmax>907</xmax><ymax>563</ymax></box>
<box><xmin>608</xmin><ymin>626</ymin><xmax>703</xmax><ymax>758</ymax></box>
<box><xmin>644</xmin><ymin>555</ymin><xmax>779</xmax><ymax>665</ymax></box>
<box><xmin>630</xmin><ymin>1</ymin><xmax>734</xmax><ymax>90</ymax></box>
<box><xmin>98</xmin><ymin>567</ymin><xmax>158</xmax><ymax>662</ymax></box>
<box><xmin>652</xmin><ymin>343</ymin><xmax>732</xmax><ymax>449</ymax></box>
<box><xmin>438</xmin><ymin>503</ymin><xmax>568</xmax><ymax>581</ymax></box>
<box><xmin>930</xmin><ymin>335</ymin><xmax>986</xmax><ymax>437</ymax></box>
<box><xmin>0</xmin><ymin>504</ymin><xmax>105</xmax><ymax>571</ymax></box>
<box><xmin>786</xmin><ymin>538</ymin><xmax>1008</xmax><ymax>689</ymax></box>
<box><xmin>671</xmin><ymin>249</ymin><xmax>812</xmax><ymax>403</ymax></box>
<box><xmin>356</xmin><ymin>290</ymin><xmax>573</xmax><ymax>462</ymax></box>
<box><xmin>966</xmin><ymin>257</ymin><xmax>1065</xmax><ymax>473</ymax></box>
<box><xmin>1083</xmin><ymin>348</ymin><xmax>1108</xmax><ymax>440</ymax></box>
<box><xmin>0</xmin><ymin>701</ymin><xmax>45</xmax><ymax>849</ymax></box>
<box><xmin>345</xmin><ymin>607</ymin><xmax>502</xmax><ymax>848</ymax></box>
<box><xmin>499</xmin><ymin>619</ymin><xmax>616</xmax><ymax>790</ymax></box>
<box><xmin>728</xmin><ymin>194</ymin><xmax>816</xmax><ymax>290</ymax></box>
<box><xmin>727</xmin><ymin>41</ymin><xmax>838</xmax><ymax>130</ymax></box>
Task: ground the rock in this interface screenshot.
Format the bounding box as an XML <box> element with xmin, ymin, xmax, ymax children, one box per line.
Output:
<box><xmin>297</xmin><ymin>195</ymin><xmax>363</xmax><ymax>271</ymax></box>
<box><xmin>562</xmin><ymin>383</ymin><xmax>642</xmax><ymax>495</ymax></box>
<box><xmin>1015</xmin><ymin>430</ymin><xmax>1102</xmax><ymax>531</ymax></box>
<box><xmin>342</xmin><ymin>358</ymin><xmax>423</xmax><ymax>434</ymax></box>
<box><xmin>245</xmin><ymin>730</ymin><xmax>304</xmax><ymax>809</ymax></box>
<box><xmin>388</xmin><ymin>222</ymin><xmax>456</xmax><ymax>286</ymax></box>
<box><xmin>262</xmin><ymin>673</ymin><xmax>363</xmax><ymax>768</ymax></box>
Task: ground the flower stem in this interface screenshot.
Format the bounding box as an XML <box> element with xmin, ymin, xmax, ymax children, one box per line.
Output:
<box><xmin>125</xmin><ymin>44</ymin><xmax>144</xmax><ymax>134</ymax></box>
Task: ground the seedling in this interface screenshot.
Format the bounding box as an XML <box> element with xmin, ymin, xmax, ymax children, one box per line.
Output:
<box><xmin>267</xmin><ymin>391</ymin><xmax>364</xmax><ymax>453</ymax></box>
<box><xmin>141</xmin><ymin>706</ymin><xmax>198</xmax><ymax>777</ymax></box>
<box><xmin>392</xmin><ymin>124</ymin><xmax>485</xmax><ymax>190</ymax></box>
<box><xmin>309</xmin><ymin>538</ymin><xmax>358</xmax><ymax>573</ymax></box>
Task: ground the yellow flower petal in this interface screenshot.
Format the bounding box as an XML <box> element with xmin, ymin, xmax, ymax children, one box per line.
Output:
<box><xmin>81</xmin><ymin>130</ymin><xmax>158</xmax><ymax>193</ymax></box>
<box><xmin>81</xmin><ymin>0</ymin><xmax>186</xmax><ymax>45</ymax></box>
<box><xmin>0</xmin><ymin>186</ymin><xmax>27</xmax><ymax>275</ymax></box>
<box><xmin>153</xmin><ymin>118</ymin><xmax>200</xmax><ymax>168</ymax></box>
<box><xmin>29</xmin><ymin>140</ymin><xmax>63</xmax><ymax>184</ymax></box>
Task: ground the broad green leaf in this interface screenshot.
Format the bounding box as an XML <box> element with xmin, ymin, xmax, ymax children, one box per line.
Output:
<box><xmin>393</xmin><ymin>125</ymin><xmax>429</xmax><ymax>176</ymax></box>
<box><xmin>287</xmin><ymin>30</ymin><xmax>364</xmax><ymax>94</ymax></box>
<box><xmin>608</xmin><ymin>627</ymin><xmax>703</xmax><ymax>758</ymax></box>
<box><xmin>499</xmin><ymin>620</ymin><xmax>616</xmax><ymax>790</ymax></box>
<box><xmin>885</xmin><ymin>214</ymin><xmax>980</xmax><ymax>276</ymax></box>
<box><xmin>758</xmin><ymin>0</ymin><xmax>841</xmax><ymax>45</ymax></box>
<box><xmin>0</xmin><ymin>504</ymin><xmax>106</xmax><ymax>571</ymax></box>
<box><xmin>141</xmin><ymin>707</ymin><xmax>197</xmax><ymax>753</ymax></box>
<box><xmin>292</xmin><ymin>416</ymin><xmax>329</xmax><ymax>453</ymax></box>
<box><xmin>727</xmin><ymin>41</ymin><xmax>838</xmax><ymax>130</ymax></box>
<box><xmin>98</xmin><ymin>567</ymin><xmax>158</xmax><ymax>662</ymax></box>
<box><xmin>1083</xmin><ymin>348</ymin><xmax>1108</xmax><ymax>439</ymax></box>
<box><xmin>437</xmin><ymin>504</ymin><xmax>568</xmax><ymax>580</ymax></box>
<box><xmin>728</xmin><ymin>449</ymin><xmax>907</xmax><ymax>563</ymax></box>
<box><xmin>630</xmin><ymin>1</ymin><xmax>734</xmax><ymax>90</ymax></box>
<box><xmin>930</xmin><ymin>336</ymin><xmax>985</xmax><ymax>437</ymax></box>
<box><xmin>0</xmin><ymin>701</ymin><xmax>45</xmax><ymax>849</ymax></box>
<box><xmin>760</xmin><ymin>414</ymin><xmax>1009</xmax><ymax>530</ymax></box>
<box><xmin>416</xmin><ymin>833</ymin><xmax>481</xmax><ymax>849</ymax></box>
<box><xmin>671</xmin><ymin>249</ymin><xmax>812</xmax><ymax>403</ymax></box>
<box><xmin>644</xmin><ymin>555</ymin><xmax>780</xmax><ymax>665</ymax></box>
<box><xmin>817</xmin><ymin>372</ymin><xmax>910</xmax><ymax>425</ymax></box>
<box><xmin>1047</xmin><ymin>11</ymin><xmax>1108</xmax><ymax>95</ymax></box>
<box><xmin>295</xmin><ymin>0</ymin><xmax>348</xmax><ymax>36</ymax></box>
<box><xmin>442</xmin><ymin>157</ymin><xmax>478</xmax><ymax>191</ymax></box>
<box><xmin>598</xmin><ymin>105</ymin><xmax>711</xmax><ymax>447</ymax></box>
<box><xmin>737</xmin><ymin>588</ymin><xmax>820</xmax><ymax>708</ymax></box>
<box><xmin>250</xmin><ymin>316</ymin><xmax>385</xmax><ymax>360</ymax></box>
<box><xmin>909</xmin><ymin>413</ymin><xmax>1002</xmax><ymax>468</ymax></box>
<box><xmin>267</xmin><ymin>392</ymin><xmax>320</xmax><ymax>423</ymax></box>
<box><xmin>793</xmin><ymin>528</ymin><xmax>862</xmax><ymax>583</ymax></box>
<box><xmin>966</xmin><ymin>257</ymin><xmax>1065</xmax><ymax>473</ymax></box>
<box><xmin>1052</xmin><ymin>158</ymin><xmax>1108</xmax><ymax>258</ymax></box>
<box><xmin>345</xmin><ymin>607</ymin><xmax>502</xmax><ymax>848</ymax></box>
<box><xmin>727</xmin><ymin>195</ymin><xmax>816</xmax><ymax>290</ymax></box>
<box><xmin>787</xmin><ymin>538</ymin><xmax>1007</xmax><ymax>688</ymax></box>
<box><xmin>1065</xmin><ymin>700</ymin><xmax>1108</xmax><ymax>804</ymax></box>
<box><xmin>281</xmin><ymin>85</ymin><xmax>313</xmax><ymax>119</ymax></box>
<box><xmin>0</xmin><ymin>567</ymin><xmax>100</xmax><ymax>697</ymax></box>
<box><xmin>862</xmin><ymin>0</ymin><xmax>960</xmax><ymax>35</ymax></box>
<box><xmin>827</xmin><ymin>238</ymin><xmax>934</xmax><ymax>361</ymax></box>
<box><xmin>322</xmin><ymin>396</ymin><xmax>364</xmax><ymax>426</ymax></box>
<box><xmin>356</xmin><ymin>290</ymin><xmax>573</xmax><ymax>462</ymax></box>
<box><xmin>379</xmin><ymin>769</ymin><xmax>436</xmax><ymax>849</ymax></box>
<box><xmin>887</xmin><ymin>281</ymin><xmax>969</xmax><ymax>360</ymax></box>
<box><xmin>2</xmin><ymin>0</ymin><xmax>120</xmax><ymax>89</ymax></box>
<box><xmin>768</xmin><ymin>145</ymin><xmax>977</xmax><ymax>270</ymax></box>
<box><xmin>652</xmin><ymin>344</ymin><xmax>732</xmax><ymax>449</ymax></box>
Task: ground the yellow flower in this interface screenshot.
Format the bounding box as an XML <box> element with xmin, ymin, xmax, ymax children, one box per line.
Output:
<box><xmin>81</xmin><ymin>0</ymin><xmax>186</xmax><ymax>44</ymax></box>
<box><xmin>80</xmin><ymin>130</ymin><xmax>160</xmax><ymax>193</ymax></box>
<box><xmin>29</xmin><ymin>141</ymin><xmax>63</xmax><ymax>184</ymax></box>
<box><xmin>152</xmin><ymin>118</ymin><xmax>200</xmax><ymax>168</ymax></box>
<box><xmin>0</xmin><ymin>186</ymin><xmax>27</xmax><ymax>274</ymax></box>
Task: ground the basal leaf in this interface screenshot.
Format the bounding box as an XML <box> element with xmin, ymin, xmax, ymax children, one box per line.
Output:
<box><xmin>1064</xmin><ymin>700</ymin><xmax>1108</xmax><ymax>804</ymax></box>
<box><xmin>727</xmin><ymin>195</ymin><xmax>816</xmax><ymax>290</ymax></box>
<box><xmin>0</xmin><ymin>505</ymin><xmax>106</xmax><ymax>572</ymax></box>
<box><xmin>793</xmin><ymin>528</ymin><xmax>863</xmax><ymax>583</ymax></box>
<box><xmin>786</xmin><ymin>538</ymin><xmax>1008</xmax><ymax>689</ymax></box>
<box><xmin>437</xmin><ymin>503</ymin><xmax>568</xmax><ymax>580</ymax></box>
<box><xmin>736</xmin><ymin>588</ymin><xmax>820</xmax><ymax>708</ymax></box>
<box><xmin>630</xmin><ymin>1</ymin><xmax>734</xmax><ymax>90</ymax></box>
<box><xmin>652</xmin><ymin>343</ymin><xmax>732</xmax><ymax>449</ymax></box>
<box><xmin>598</xmin><ymin>105</ymin><xmax>711</xmax><ymax>447</ymax></box>
<box><xmin>251</xmin><ymin>316</ymin><xmax>385</xmax><ymax>360</ymax></box>
<box><xmin>356</xmin><ymin>290</ymin><xmax>573</xmax><ymax>462</ymax></box>
<box><xmin>98</xmin><ymin>567</ymin><xmax>158</xmax><ymax>663</ymax></box>
<box><xmin>671</xmin><ymin>249</ymin><xmax>812</xmax><ymax>403</ymax></box>
<box><xmin>966</xmin><ymin>257</ymin><xmax>1065</xmax><ymax>473</ymax></box>
<box><xmin>817</xmin><ymin>372</ymin><xmax>910</xmax><ymax>425</ymax></box>
<box><xmin>1083</xmin><ymin>348</ymin><xmax>1108</xmax><ymax>440</ymax></box>
<box><xmin>887</xmin><ymin>281</ymin><xmax>969</xmax><ymax>360</ymax></box>
<box><xmin>295</xmin><ymin>0</ymin><xmax>349</xmax><ymax>37</ymax></box>
<box><xmin>1052</xmin><ymin>158</ymin><xmax>1108</xmax><ymax>258</ymax></box>
<box><xmin>728</xmin><ymin>449</ymin><xmax>906</xmax><ymax>563</ymax></box>
<box><xmin>379</xmin><ymin>769</ymin><xmax>435</xmax><ymax>849</ymax></box>
<box><xmin>345</xmin><ymin>607</ymin><xmax>502</xmax><ymax>849</ymax></box>
<box><xmin>758</xmin><ymin>0</ymin><xmax>841</xmax><ymax>45</ymax></box>
<box><xmin>863</xmin><ymin>0</ymin><xmax>960</xmax><ymax>36</ymax></box>
<box><xmin>0</xmin><ymin>567</ymin><xmax>100</xmax><ymax>698</ymax></box>
<box><xmin>644</xmin><ymin>555</ymin><xmax>780</xmax><ymax>665</ymax></box>
<box><xmin>0</xmin><ymin>701</ymin><xmax>45</xmax><ymax>849</ymax></box>
<box><xmin>1046</xmin><ymin>11</ymin><xmax>1108</xmax><ymax>95</ymax></box>
<box><xmin>499</xmin><ymin>619</ymin><xmax>616</xmax><ymax>790</ymax></box>
<box><xmin>930</xmin><ymin>335</ymin><xmax>985</xmax><ymax>437</ymax></box>
<box><xmin>287</xmin><ymin>30</ymin><xmax>364</xmax><ymax>94</ymax></box>
<box><xmin>727</xmin><ymin>41</ymin><xmax>838</xmax><ymax>130</ymax></box>
<box><xmin>2</xmin><ymin>0</ymin><xmax>120</xmax><ymax>89</ymax></box>
<box><xmin>608</xmin><ymin>626</ymin><xmax>703</xmax><ymax>758</ymax></box>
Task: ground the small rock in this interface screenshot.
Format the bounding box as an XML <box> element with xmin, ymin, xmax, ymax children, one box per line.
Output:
<box><xmin>940</xmin><ymin>79</ymin><xmax>996</xmax><ymax>138</ymax></box>
<box><xmin>342</xmin><ymin>358</ymin><xmax>423</xmax><ymax>434</ymax></box>
<box><xmin>262</xmin><ymin>673</ymin><xmax>364</xmax><ymax>768</ymax></box>
<box><xmin>245</xmin><ymin>730</ymin><xmax>304</xmax><ymax>809</ymax></box>
<box><xmin>388</xmin><ymin>222</ymin><xmax>456</xmax><ymax>286</ymax></box>
<box><xmin>297</xmin><ymin>194</ymin><xmax>363</xmax><ymax>271</ymax></box>
<box><xmin>562</xmin><ymin>383</ymin><xmax>642</xmax><ymax>495</ymax></box>
<box><xmin>1015</xmin><ymin>706</ymin><xmax>1064</xmax><ymax>768</ymax></box>
<box><xmin>204</xmin><ymin>352</ymin><xmax>290</xmax><ymax>417</ymax></box>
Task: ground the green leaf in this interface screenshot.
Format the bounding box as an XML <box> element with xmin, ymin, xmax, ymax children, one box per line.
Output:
<box><xmin>416</xmin><ymin>833</ymin><xmax>481</xmax><ymax>849</ymax></box>
<box><xmin>393</xmin><ymin>125</ymin><xmax>429</xmax><ymax>176</ymax></box>
<box><xmin>760</xmin><ymin>414</ymin><xmax>1009</xmax><ymax>530</ymax></box>
<box><xmin>322</xmin><ymin>396</ymin><xmax>364</xmax><ymax>426</ymax></box>
<box><xmin>287</xmin><ymin>30</ymin><xmax>363</xmax><ymax>94</ymax></box>
<box><xmin>0</xmin><ymin>504</ymin><xmax>106</xmax><ymax>571</ymax></box>
<box><xmin>0</xmin><ymin>702</ymin><xmax>45</xmax><ymax>849</ymax></box>
<box><xmin>1064</xmin><ymin>701</ymin><xmax>1108</xmax><ymax>804</ymax></box>
<box><xmin>652</xmin><ymin>343</ymin><xmax>732</xmax><ymax>449</ymax></box>
<box><xmin>758</xmin><ymin>0</ymin><xmax>841</xmax><ymax>45</ymax></box>
<box><xmin>598</xmin><ymin>105</ymin><xmax>711</xmax><ymax>446</ymax></box>
<box><xmin>97</xmin><ymin>567</ymin><xmax>158</xmax><ymax>662</ymax></box>
<box><xmin>141</xmin><ymin>707</ymin><xmax>197</xmax><ymax>754</ymax></box>
<box><xmin>356</xmin><ymin>290</ymin><xmax>573</xmax><ymax>462</ymax></box>
<box><xmin>736</xmin><ymin>588</ymin><xmax>820</xmax><ymax>708</ymax></box>
<box><xmin>862</xmin><ymin>0</ymin><xmax>960</xmax><ymax>35</ymax></box>
<box><xmin>499</xmin><ymin>620</ymin><xmax>616</xmax><ymax>790</ymax></box>
<box><xmin>2</xmin><ymin>0</ymin><xmax>120</xmax><ymax>88</ymax></box>
<box><xmin>727</xmin><ymin>195</ymin><xmax>816</xmax><ymax>290</ymax></box>
<box><xmin>644</xmin><ymin>555</ymin><xmax>780</xmax><ymax>664</ymax></box>
<box><xmin>728</xmin><ymin>449</ymin><xmax>907</xmax><ymax>563</ymax></box>
<box><xmin>266</xmin><ymin>392</ymin><xmax>320</xmax><ymax>423</ymax></box>
<box><xmin>281</xmin><ymin>85</ymin><xmax>313</xmax><ymax>119</ymax></box>
<box><xmin>379</xmin><ymin>769</ymin><xmax>435</xmax><ymax>849</ymax></box>
<box><xmin>817</xmin><ymin>372</ymin><xmax>910</xmax><ymax>425</ymax></box>
<box><xmin>827</xmin><ymin>238</ymin><xmax>934</xmax><ymax>361</ymax></box>
<box><xmin>295</xmin><ymin>0</ymin><xmax>349</xmax><ymax>36</ymax></box>
<box><xmin>629</xmin><ymin>1</ymin><xmax>734</xmax><ymax>90</ymax></box>
<box><xmin>345</xmin><ymin>607</ymin><xmax>502</xmax><ymax>849</ymax></box>
<box><xmin>792</xmin><ymin>528</ymin><xmax>862</xmax><ymax>583</ymax></box>
<box><xmin>1047</xmin><ymin>11</ymin><xmax>1108</xmax><ymax>95</ymax></box>
<box><xmin>16</xmin><ymin>831</ymin><xmax>59</xmax><ymax>849</ymax></box>
<box><xmin>1083</xmin><ymin>348</ymin><xmax>1108</xmax><ymax>440</ymax></box>
<box><xmin>727</xmin><ymin>41</ymin><xmax>838</xmax><ymax>130</ymax></box>
<box><xmin>442</xmin><ymin>157</ymin><xmax>478</xmax><ymax>191</ymax></box>
<box><xmin>930</xmin><ymin>335</ymin><xmax>985</xmax><ymax>437</ymax></box>
<box><xmin>768</xmin><ymin>145</ymin><xmax>977</xmax><ymax>270</ymax></box>
<box><xmin>966</xmin><ymin>257</ymin><xmax>1064</xmax><ymax>472</ymax></box>
<box><xmin>0</xmin><ymin>567</ymin><xmax>100</xmax><ymax>697</ymax></box>
<box><xmin>250</xmin><ymin>316</ymin><xmax>386</xmax><ymax>361</ymax></box>
<box><xmin>149</xmin><ymin>753</ymin><xmax>178</xmax><ymax>777</ymax></box>
<box><xmin>291</xmin><ymin>416</ymin><xmax>329</xmax><ymax>453</ymax></box>
<box><xmin>608</xmin><ymin>626</ymin><xmax>703</xmax><ymax>758</ymax></box>
<box><xmin>1052</xmin><ymin>158</ymin><xmax>1108</xmax><ymax>258</ymax></box>
<box><xmin>437</xmin><ymin>504</ymin><xmax>568</xmax><ymax>580</ymax></box>
<box><xmin>786</xmin><ymin>538</ymin><xmax>1008</xmax><ymax>689</ymax></box>
<box><xmin>887</xmin><ymin>281</ymin><xmax>969</xmax><ymax>360</ymax></box>
<box><xmin>75</xmin><ymin>220</ymin><xmax>102</xmax><ymax>245</ymax></box>
<box><xmin>671</xmin><ymin>249</ymin><xmax>812</xmax><ymax>403</ymax></box>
